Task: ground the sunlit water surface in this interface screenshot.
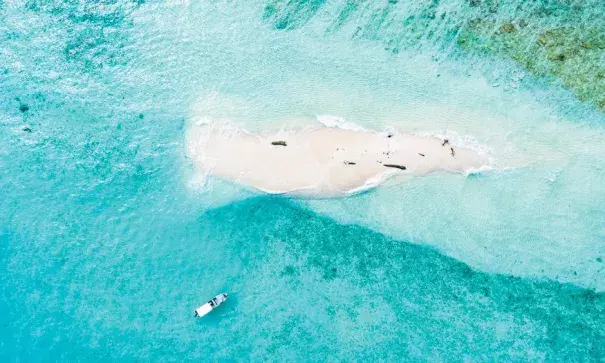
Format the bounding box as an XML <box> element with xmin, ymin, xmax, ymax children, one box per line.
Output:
<box><xmin>1</xmin><ymin>0</ymin><xmax>604</xmax><ymax>360</ymax></box>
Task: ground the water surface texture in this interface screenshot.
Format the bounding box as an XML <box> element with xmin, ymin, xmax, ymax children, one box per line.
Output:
<box><xmin>1</xmin><ymin>0</ymin><xmax>604</xmax><ymax>360</ymax></box>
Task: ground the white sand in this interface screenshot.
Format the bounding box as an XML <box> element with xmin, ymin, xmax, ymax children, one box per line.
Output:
<box><xmin>186</xmin><ymin>123</ymin><xmax>489</xmax><ymax>197</ymax></box>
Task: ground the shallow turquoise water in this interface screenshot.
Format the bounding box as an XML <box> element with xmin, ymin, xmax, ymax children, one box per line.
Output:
<box><xmin>2</xmin><ymin>197</ymin><xmax>604</xmax><ymax>360</ymax></box>
<box><xmin>1</xmin><ymin>0</ymin><xmax>604</xmax><ymax>360</ymax></box>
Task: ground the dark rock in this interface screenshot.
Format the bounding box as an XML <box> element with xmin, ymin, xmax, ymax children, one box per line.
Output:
<box><xmin>271</xmin><ymin>141</ymin><xmax>287</xmax><ymax>146</ymax></box>
<box><xmin>547</xmin><ymin>52</ymin><xmax>566</xmax><ymax>61</ymax></box>
<box><xmin>388</xmin><ymin>0</ymin><xmax>397</xmax><ymax>4</ymax></box>
<box><xmin>539</xmin><ymin>7</ymin><xmax>553</xmax><ymax>16</ymax></box>
<box><xmin>138</xmin><ymin>113</ymin><xmax>144</xmax><ymax>119</ymax></box>
<box><xmin>518</xmin><ymin>19</ymin><xmax>528</xmax><ymax>28</ymax></box>
<box><xmin>468</xmin><ymin>0</ymin><xmax>480</xmax><ymax>7</ymax></box>
<box><xmin>597</xmin><ymin>257</ymin><xmax>603</xmax><ymax>263</ymax></box>
<box><xmin>383</xmin><ymin>164</ymin><xmax>406</xmax><ymax>170</ymax></box>
<box><xmin>19</xmin><ymin>104</ymin><xmax>29</xmax><ymax>113</ymax></box>
<box><xmin>499</xmin><ymin>23</ymin><xmax>516</xmax><ymax>33</ymax></box>
<box><xmin>22</xmin><ymin>127</ymin><xmax>32</xmax><ymax>133</ymax></box>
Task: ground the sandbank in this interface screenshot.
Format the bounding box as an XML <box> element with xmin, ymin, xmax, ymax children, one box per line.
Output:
<box><xmin>186</xmin><ymin>123</ymin><xmax>489</xmax><ymax>197</ymax></box>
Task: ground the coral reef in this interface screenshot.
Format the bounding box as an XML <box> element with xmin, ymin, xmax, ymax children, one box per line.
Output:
<box><xmin>263</xmin><ymin>0</ymin><xmax>605</xmax><ymax>111</ymax></box>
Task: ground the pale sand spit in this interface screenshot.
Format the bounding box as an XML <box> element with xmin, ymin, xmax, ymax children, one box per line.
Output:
<box><xmin>186</xmin><ymin>123</ymin><xmax>489</xmax><ymax>197</ymax></box>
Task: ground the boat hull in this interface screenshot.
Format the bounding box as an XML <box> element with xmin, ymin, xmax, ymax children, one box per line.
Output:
<box><xmin>194</xmin><ymin>293</ymin><xmax>228</xmax><ymax>317</ymax></box>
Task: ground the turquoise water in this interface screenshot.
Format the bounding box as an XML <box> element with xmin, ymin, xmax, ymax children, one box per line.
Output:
<box><xmin>1</xmin><ymin>0</ymin><xmax>604</xmax><ymax>360</ymax></box>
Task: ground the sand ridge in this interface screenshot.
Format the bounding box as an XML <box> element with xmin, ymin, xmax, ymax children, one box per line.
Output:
<box><xmin>186</xmin><ymin>123</ymin><xmax>490</xmax><ymax>197</ymax></box>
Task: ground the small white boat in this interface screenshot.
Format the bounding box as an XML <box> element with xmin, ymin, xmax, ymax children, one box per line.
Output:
<box><xmin>194</xmin><ymin>293</ymin><xmax>228</xmax><ymax>317</ymax></box>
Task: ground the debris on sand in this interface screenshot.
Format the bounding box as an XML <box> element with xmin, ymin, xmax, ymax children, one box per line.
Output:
<box><xmin>383</xmin><ymin>164</ymin><xmax>407</xmax><ymax>170</ymax></box>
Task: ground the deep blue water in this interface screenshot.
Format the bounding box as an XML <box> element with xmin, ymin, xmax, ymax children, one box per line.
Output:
<box><xmin>1</xmin><ymin>0</ymin><xmax>604</xmax><ymax>360</ymax></box>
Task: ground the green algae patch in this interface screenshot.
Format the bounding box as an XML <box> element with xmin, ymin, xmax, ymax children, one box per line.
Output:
<box><xmin>262</xmin><ymin>0</ymin><xmax>605</xmax><ymax>112</ymax></box>
<box><xmin>461</xmin><ymin>20</ymin><xmax>605</xmax><ymax>111</ymax></box>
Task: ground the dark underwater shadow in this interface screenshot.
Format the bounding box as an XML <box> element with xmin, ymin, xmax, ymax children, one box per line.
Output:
<box><xmin>199</xmin><ymin>195</ymin><xmax>604</xmax><ymax>360</ymax></box>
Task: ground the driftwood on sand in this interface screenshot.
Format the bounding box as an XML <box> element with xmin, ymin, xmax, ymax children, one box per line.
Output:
<box><xmin>383</xmin><ymin>164</ymin><xmax>407</xmax><ymax>170</ymax></box>
<box><xmin>271</xmin><ymin>141</ymin><xmax>287</xmax><ymax>146</ymax></box>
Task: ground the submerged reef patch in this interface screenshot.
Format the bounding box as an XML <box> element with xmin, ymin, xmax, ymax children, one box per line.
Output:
<box><xmin>263</xmin><ymin>0</ymin><xmax>327</xmax><ymax>30</ymax></box>
<box><xmin>459</xmin><ymin>15</ymin><xmax>605</xmax><ymax>111</ymax></box>
<box><xmin>263</xmin><ymin>0</ymin><xmax>605</xmax><ymax>112</ymax></box>
<box><xmin>24</xmin><ymin>0</ymin><xmax>143</xmax><ymax>70</ymax></box>
<box><xmin>199</xmin><ymin>197</ymin><xmax>605</xmax><ymax>360</ymax></box>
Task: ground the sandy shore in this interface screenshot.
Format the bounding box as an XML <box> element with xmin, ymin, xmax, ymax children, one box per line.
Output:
<box><xmin>186</xmin><ymin>123</ymin><xmax>489</xmax><ymax>197</ymax></box>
